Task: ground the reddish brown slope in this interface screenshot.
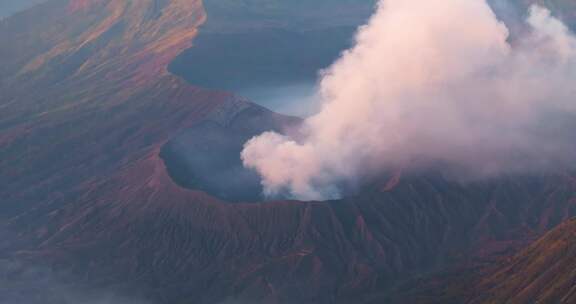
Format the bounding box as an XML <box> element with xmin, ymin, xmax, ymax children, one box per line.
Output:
<box><xmin>0</xmin><ymin>0</ymin><xmax>225</xmax><ymax>217</ymax></box>
<box><xmin>468</xmin><ymin>218</ymin><xmax>576</xmax><ymax>304</ymax></box>
<box><xmin>1</xmin><ymin>1</ymin><xmax>576</xmax><ymax>304</ymax></box>
<box><xmin>10</xmin><ymin>154</ymin><xmax>576</xmax><ymax>303</ymax></box>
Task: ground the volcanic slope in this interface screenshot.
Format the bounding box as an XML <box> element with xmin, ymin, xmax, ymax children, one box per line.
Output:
<box><xmin>1</xmin><ymin>1</ymin><xmax>576</xmax><ymax>304</ymax></box>
<box><xmin>0</xmin><ymin>0</ymin><xmax>222</xmax><ymax>217</ymax></box>
<box><xmin>467</xmin><ymin>218</ymin><xmax>576</xmax><ymax>304</ymax></box>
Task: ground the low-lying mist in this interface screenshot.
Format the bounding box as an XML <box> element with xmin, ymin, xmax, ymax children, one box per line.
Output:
<box><xmin>169</xmin><ymin>27</ymin><xmax>358</xmax><ymax>116</ymax></box>
<box><xmin>242</xmin><ymin>0</ymin><xmax>576</xmax><ymax>201</ymax></box>
<box><xmin>0</xmin><ymin>225</ymin><xmax>147</xmax><ymax>304</ymax></box>
<box><xmin>237</xmin><ymin>83</ymin><xmax>320</xmax><ymax>117</ymax></box>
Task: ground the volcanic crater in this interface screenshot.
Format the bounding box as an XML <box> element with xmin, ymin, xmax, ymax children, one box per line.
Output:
<box><xmin>160</xmin><ymin>97</ymin><xmax>301</xmax><ymax>202</ymax></box>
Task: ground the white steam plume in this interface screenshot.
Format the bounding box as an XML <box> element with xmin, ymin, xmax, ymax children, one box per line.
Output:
<box><xmin>242</xmin><ymin>0</ymin><xmax>576</xmax><ymax>200</ymax></box>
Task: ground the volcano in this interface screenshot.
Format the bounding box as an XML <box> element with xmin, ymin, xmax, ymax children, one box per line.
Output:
<box><xmin>1</xmin><ymin>0</ymin><xmax>576</xmax><ymax>303</ymax></box>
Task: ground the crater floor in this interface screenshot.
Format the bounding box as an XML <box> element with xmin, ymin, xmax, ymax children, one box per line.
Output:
<box><xmin>160</xmin><ymin>98</ymin><xmax>300</xmax><ymax>202</ymax></box>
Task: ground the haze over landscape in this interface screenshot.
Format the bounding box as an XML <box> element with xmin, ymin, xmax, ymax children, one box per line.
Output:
<box><xmin>1</xmin><ymin>0</ymin><xmax>576</xmax><ymax>303</ymax></box>
<box><xmin>0</xmin><ymin>0</ymin><xmax>46</xmax><ymax>19</ymax></box>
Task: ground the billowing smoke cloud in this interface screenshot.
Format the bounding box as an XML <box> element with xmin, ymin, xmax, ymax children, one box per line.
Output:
<box><xmin>242</xmin><ymin>0</ymin><xmax>576</xmax><ymax>200</ymax></box>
